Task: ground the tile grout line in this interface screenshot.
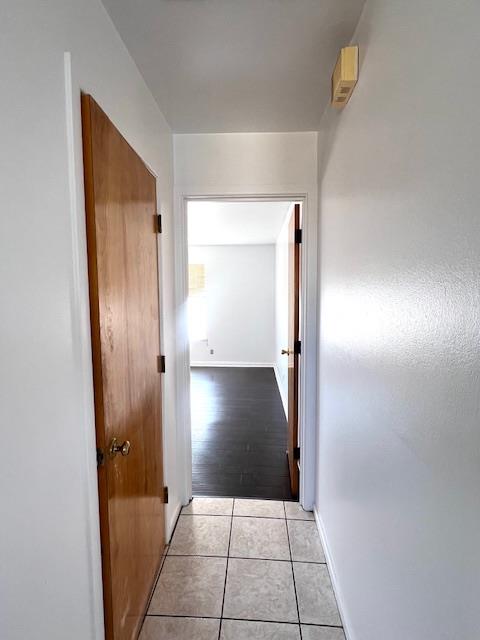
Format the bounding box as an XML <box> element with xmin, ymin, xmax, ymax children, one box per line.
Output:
<box><xmin>138</xmin><ymin>552</ymin><xmax>167</xmax><ymax>637</ymax></box>
<box><xmin>182</xmin><ymin>513</ymin><xmax>296</xmax><ymax>519</ymax></box>
<box><xmin>165</xmin><ymin>505</ymin><xmax>184</xmax><ymax>558</ymax></box>
<box><xmin>146</xmin><ymin>613</ymin><xmax>344</xmax><ymax>629</ymax></box>
<box><xmin>167</xmin><ymin>552</ymin><xmax>325</xmax><ymax>564</ymax></box>
<box><xmin>145</xmin><ymin>501</ymin><xmax>183</xmax><ymax>599</ymax></box>
<box><xmin>148</xmin><ymin>498</ymin><xmax>336</xmax><ymax>634</ymax></box>
<box><xmin>284</xmin><ymin>500</ymin><xmax>303</xmax><ymax>640</ymax></box>
<box><xmin>217</xmin><ymin>499</ymin><xmax>235</xmax><ymax>640</ymax></box>
<box><xmin>141</xmin><ymin>504</ymin><xmax>183</xmax><ymax>633</ymax></box>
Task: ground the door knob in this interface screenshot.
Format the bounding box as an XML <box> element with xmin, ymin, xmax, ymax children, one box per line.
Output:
<box><xmin>108</xmin><ymin>437</ymin><xmax>131</xmax><ymax>458</ymax></box>
<box><xmin>281</xmin><ymin>348</ymin><xmax>292</xmax><ymax>355</ymax></box>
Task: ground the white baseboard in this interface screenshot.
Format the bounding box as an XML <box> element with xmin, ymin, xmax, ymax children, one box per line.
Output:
<box><xmin>273</xmin><ymin>364</ymin><xmax>288</xmax><ymax>419</ymax></box>
<box><xmin>190</xmin><ymin>361</ymin><xmax>275</xmax><ymax>368</ymax></box>
<box><xmin>314</xmin><ymin>507</ymin><xmax>355</xmax><ymax>640</ymax></box>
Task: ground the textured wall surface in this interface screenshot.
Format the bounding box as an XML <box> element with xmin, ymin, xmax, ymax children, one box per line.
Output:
<box><xmin>316</xmin><ymin>1</ymin><xmax>480</xmax><ymax>639</ymax></box>
<box><xmin>0</xmin><ymin>2</ymin><xmax>175</xmax><ymax>638</ymax></box>
<box><xmin>174</xmin><ymin>132</ymin><xmax>318</xmax><ymax>507</ymax></box>
<box><xmin>189</xmin><ymin>245</ymin><xmax>276</xmax><ymax>365</ymax></box>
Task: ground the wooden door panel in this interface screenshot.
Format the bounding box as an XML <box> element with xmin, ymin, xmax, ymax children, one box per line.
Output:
<box><xmin>82</xmin><ymin>95</ymin><xmax>165</xmax><ymax>640</ymax></box>
<box><xmin>287</xmin><ymin>203</ymin><xmax>301</xmax><ymax>497</ymax></box>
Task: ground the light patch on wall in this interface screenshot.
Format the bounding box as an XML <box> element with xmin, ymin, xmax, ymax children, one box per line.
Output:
<box><xmin>188</xmin><ymin>263</ymin><xmax>207</xmax><ymax>342</ymax></box>
<box><xmin>321</xmin><ymin>272</ymin><xmax>471</xmax><ymax>365</ymax></box>
<box><xmin>189</xmin><ymin>263</ymin><xmax>205</xmax><ymax>293</ymax></box>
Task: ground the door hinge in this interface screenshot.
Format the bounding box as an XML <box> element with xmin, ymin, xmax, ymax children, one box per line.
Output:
<box><xmin>295</xmin><ymin>229</ymin><xmax>302</xmax><ymax>244</ymax></box>
<box><xmin>163</xmin><ymin>486</ymin><xmax>169</xmax><ymax>504</ymax></box>
<box><xmin>96</xmin><ymin>447</ymin><xmax>105</xmax><ymax>468</ymax></box>
<box><xmin>294</xmin><ymin>340</ymin><xmax>301</xmax><ymax>355</ymax></box>
<box><xmin>155</xmin><ymin>213</ymin><xmax>162</xmax><ymax>234</ymax></box>
<box><xmin>157</xmin><ymin>355</ymin><xmax>166</xmax><ymax>373</ymax></box>
<box><xmin>293</xmin><ymin>447</ymin><xmax>300</xmax><ymax>461</ymax></box>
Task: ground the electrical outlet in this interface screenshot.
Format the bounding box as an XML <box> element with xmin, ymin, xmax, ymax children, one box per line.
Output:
<box><xmin>210</xmin><ymin>349</ymin><xmax>214</xmax><ymax>355</ymax></box>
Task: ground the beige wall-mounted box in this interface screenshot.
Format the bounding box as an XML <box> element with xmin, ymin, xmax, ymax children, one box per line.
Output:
<box><xmin>332</xmin><ymin>45</ymin><xmax>358</xmax><ymax>108</ymax></box>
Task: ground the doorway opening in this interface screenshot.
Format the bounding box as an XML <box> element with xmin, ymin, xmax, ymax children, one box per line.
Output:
<box><xmin>186</xmin><ymin>200</ymin><xmax>302</xmax><ymax>501</ymax></box>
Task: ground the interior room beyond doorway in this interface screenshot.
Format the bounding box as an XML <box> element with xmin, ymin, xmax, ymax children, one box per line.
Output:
<box><xmin>187</xmin><ymin>200</ymin><xmax>299</xmax><ymax>500</ymax></box>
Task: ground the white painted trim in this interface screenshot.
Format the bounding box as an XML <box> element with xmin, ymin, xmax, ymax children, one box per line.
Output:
<box><xmin>174</xmin><ymin>194</ymin><xmax>193</xmax><ymax>506</ymax></box>
<box><xmin>63</xmin><ymin>52</ymin><xmax>104</xmax><ymax>640</ymax></box>
<box><xmin>314</xmin><ymin>507</ymin><xmax>354</xmax><ymax>640</ymax></box>
<box><xmin>174</xmin><ymin>190</ymin><xmax>318</xmax><ymax>510</ymax></box>
<box><xmin>273</xmin><ymin>364</ymin><xmax>288</xmax><ymax>419</ymax></box>
<box><xmin>191</xmin><ymin>361</ymin><xmax>275</xmax><ymax>368</ymax></box>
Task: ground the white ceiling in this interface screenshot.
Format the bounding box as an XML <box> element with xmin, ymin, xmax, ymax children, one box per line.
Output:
<box><xmin>101</xmin><ymin>0</ymin><xmax>365</xmax><ymax>133</ymax></box>
<box><xmin>188</xmin><ymin>201</ymin><xmax>292</xmax><ymax>245</ymax></box>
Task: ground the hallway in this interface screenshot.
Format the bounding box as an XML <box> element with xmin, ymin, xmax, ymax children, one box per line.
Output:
<box><xmin>4</xmin><ymin>2</ymin><xmax>479</xmax><ymax>639</ymax></box>
<box><xmin>141</xmin><ymin>498</ymin><xmax>344</xmax><ymax>640</ymax></box>
<box><xmin>191</xmin><ymin>368</ymin><xmax>293</xmax><ymax>500</ymax></box>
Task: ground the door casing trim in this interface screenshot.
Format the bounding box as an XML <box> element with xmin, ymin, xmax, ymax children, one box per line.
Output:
<box><xmin>173</xmin><ymin>192</ymin><xmax>318</xmax><ymax>509</ymax></box>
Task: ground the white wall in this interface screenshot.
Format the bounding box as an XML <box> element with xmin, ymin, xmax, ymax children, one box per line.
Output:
<box><xmin>316</xmin><ymin>1</ymin><xmax>480</xmax><ymax>639</ymax></box>
<box><xmin>174</xmin><ymin>132</ymin><xmax>318</xmax><ymax>508</ymax></box>
<box><xmin>0</xmin><ymin>2</ymin><xmax>179</xmax><ymax>639</ymax></box>
<box><xmin>189</xmin><ymin>245</ymin><xmax>275</xmax><ymax>365</ymax></box>
<box><xmin>274</xmin><ymin>210</ymin><xmax>291</xmax><ymax>414</ymax></box>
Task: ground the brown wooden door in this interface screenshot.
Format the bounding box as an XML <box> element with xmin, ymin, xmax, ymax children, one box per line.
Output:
<box><xmin>287</xmin><ymin>203</ymin><xmax>301</xmax><ymax>497</ymax></box>
<box><xmin>81</xmin><ymin>95</ymin><xmax>166</xmax><ymax>640</ymax></box>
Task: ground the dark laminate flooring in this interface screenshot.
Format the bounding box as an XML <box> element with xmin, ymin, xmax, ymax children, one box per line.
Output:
<box><xmin>190</xmin><ymin>367</ymin><xmax>293</xmax><ymax>500</ymax></box>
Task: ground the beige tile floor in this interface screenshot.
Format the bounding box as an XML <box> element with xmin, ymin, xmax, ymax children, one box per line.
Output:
<box><xmin>141</xmin><ymin>498</ymin><xmax>345</xmax><ymax>640</ymax></box>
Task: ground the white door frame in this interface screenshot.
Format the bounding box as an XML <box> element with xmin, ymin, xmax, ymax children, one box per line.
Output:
<box><xmin>174</xmin><ymin>191</ymin><xmax>317</xmax><ymax>509</ymax></box>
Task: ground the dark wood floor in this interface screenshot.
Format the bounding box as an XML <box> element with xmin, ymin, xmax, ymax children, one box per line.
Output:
<box><xmin>190</xmin><ymin>367</ymin><xmax>293</xmax><ymax>500</ymax></box>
